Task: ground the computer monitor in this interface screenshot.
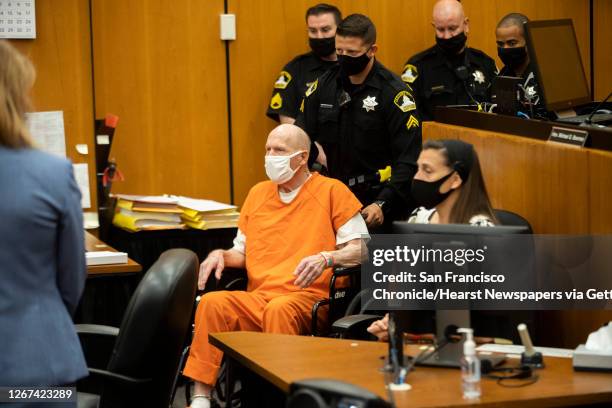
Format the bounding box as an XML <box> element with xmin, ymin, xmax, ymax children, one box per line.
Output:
<box><xmin>524</xmin><ymin>19</ymin><xmax>591</xmax><ymax>112</ymax></box>
<box><xmin>392</xmin><ymin>222</ymin><xmax>529</xmax><ymax>236</ymax></box>
<box><xmin>389</xmin><ymin>222</ymin><xmax>530</xmax><ymax>368</ymax></box>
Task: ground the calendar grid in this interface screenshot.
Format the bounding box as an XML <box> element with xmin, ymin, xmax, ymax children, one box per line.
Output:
<box><xmin>0</xmin><ymin>0</ymin><xmax>36</xmax><ymax>39</ymax></box>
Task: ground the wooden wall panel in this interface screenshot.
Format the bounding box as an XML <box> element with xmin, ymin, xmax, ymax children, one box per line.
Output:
<box><xmin>91</xmin><ymin>0</ymin><xmax>230</xmax><ymax>202</ymax></box>
<box><xmin>228</xmin><ymin>0</ymin><xmax>592</xmax><ymax>205</ymax></box>
<box><xmin>11</xmin><ymin>0</ymin><xmax>97</xmax><ymax>210</ymax></box>
<box><xmin>588</xmin><ymin>149</ymin><xmax>612</xmax><ymax>233</ymax></box>
<box><xmin>422</xmin><ymin>123</ymin><xmax>590</xmax><ymax>234</ymax></box>
<box><xmin>594</xmin><ymin>0</ymin><xmax>612</xmax><ymax>100</ymax></box>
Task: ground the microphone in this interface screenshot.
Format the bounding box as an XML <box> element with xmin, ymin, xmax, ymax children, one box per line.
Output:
<box><xmin>583</xmin><ymin>90</ymin><xmax>612</xmax><ymax>125</ymax></box>
<box><xmin>518</xmin><ymin>323</ymin><xmax>544</xmax><ymax>367</ymax></box>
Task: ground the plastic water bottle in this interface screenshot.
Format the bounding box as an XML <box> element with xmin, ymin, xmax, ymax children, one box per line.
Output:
<box><xmin>458</xmin><ymin>328</ymin><xmax>481</xmax><ymax>400</ymax></box>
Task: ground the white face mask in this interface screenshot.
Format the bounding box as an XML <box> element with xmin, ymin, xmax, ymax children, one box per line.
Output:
<box><xmin>264</xmin><ymin>151</ymin><xmax>305</xmax><ymax>184</ymax></box>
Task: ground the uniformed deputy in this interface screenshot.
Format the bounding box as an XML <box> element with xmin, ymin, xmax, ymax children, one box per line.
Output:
<box><xmin>266</xmin><ymin>4</ymin><xmax>341</xmax><ymax>125</ymax></box>
<box><xmin>401</xmin><ymin>0</ymin><xmax>496</xmax><ymax>121</ymax></box>
<box><xmin>297</xmin><ymin>14</ymin><xmax>422</xmax><ymax>230</ymax></box>
<box><xmin>495</xmin><ymin>13</ymin><xmax>546</xmax><ymax>118</ymax></box>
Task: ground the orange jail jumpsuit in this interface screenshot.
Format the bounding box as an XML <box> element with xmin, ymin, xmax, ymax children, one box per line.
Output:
<box><xmin>183</xmin><ymin>173</ymin><xmax>362</xmax><ymax>386</ymax></box>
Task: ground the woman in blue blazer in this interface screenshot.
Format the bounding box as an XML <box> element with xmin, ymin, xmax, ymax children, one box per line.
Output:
<box><xmin>0</xmin><ymin>40</ymin><xmax>88</xmax><ymax>386</ymax></box>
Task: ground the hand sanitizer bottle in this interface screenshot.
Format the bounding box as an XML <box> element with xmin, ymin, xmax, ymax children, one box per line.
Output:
<box><xmin>458</xmin><ymin>328</ymin><xmax>481</xmax><ymax>400</ymax></box>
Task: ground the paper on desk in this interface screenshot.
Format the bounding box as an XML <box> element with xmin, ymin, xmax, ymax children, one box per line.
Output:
<box><xmin>113</xmin><ymin>194</ymin><xmax>179</xmax><ymax>204</ymax></box>
<box><xmin>83</xmin><ymin>212</ymin><xmax>100</xmax><ymax>229</ymax></box>
<box><xmin>26</xmin><ymin>111</ymin><xmax>66</xmax><ymax>157</ymax></box>
<box><xmin>176</xmin><ymin>196</ymin><xmax>237</xmax><ymax>212</ymax></box>
<box><xmin>476</xmin><ymin>344</ymin><xmax>574</xmax><ymax>358</ymax></box>
<box><xmin>585</xmin><ymin>322</ymin><xmax>612</xmax><ymax>353</ymax></box>
<box><xmin>86</xmin><ymin>251</ymin><xmax>128</xmax><ymax>266</ymax></box>
<box><xmin>73</xmin><ymin>163</ymin><xmax>91</xmax><ymax>209</ymax></box>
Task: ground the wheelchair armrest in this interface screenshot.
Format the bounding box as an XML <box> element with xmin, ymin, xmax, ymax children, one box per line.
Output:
<box><xmin>77</xmin><ymin>367</ymin><xmax>152</xmax><ymax>395</ymax></box>
<box><xmin>76</xmin><ymin>324</ymin><xmax>119</xmax><ymax>370</ymax></box>
<box><xmin>331</xmin><ymin>314</ymin><xmax>382</xmax><ymax>340</ymax></box>
<box><xmin>333</xmin><ymin>265</ymin><xmax>360</xmax><ymax>277</ymax></box>
<box><xmin>215</xmin><ymin>267</ymin><xmax>248</xmax><ymax>291</ymax></box>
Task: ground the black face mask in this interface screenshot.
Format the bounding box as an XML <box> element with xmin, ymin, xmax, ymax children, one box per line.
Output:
<box><xmin>411</xmin><ymin>171</ymin><xmax>455</xmax><ymax>209</ymax></box>
<box><xmin>435</xmin><ymin>31</ymin><xmax>467</xmax><ymax>55</ymax></box>
<box><xmin>309</xmin><ymin>37</ymin><xmax>336</xmax><ymax>58</ymax></box>
<box><xmin>498</xmin><ymin>46</ymin><xmax>527</xmax><ymax>70</ymax></box>
<box><xmin>338</xmin><ymin>51</ymin><xmax>371</xmax><ymax>76</ymax></box>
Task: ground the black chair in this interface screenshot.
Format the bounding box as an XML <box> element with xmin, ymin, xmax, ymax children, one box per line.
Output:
<box><xmin>76</xmin><ymin>248</ymin><xmax>199</xmax><ymax>408</ymax></box>
<box><xmin>494</xmin><ymin>209</ymin><xmax>533</xmax><ymax>233</ymax></box>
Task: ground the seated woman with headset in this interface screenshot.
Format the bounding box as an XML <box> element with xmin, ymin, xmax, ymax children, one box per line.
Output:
<box><xmin>368</xmin><ymin>138</ymin><xmax>497</xmax><ymax>340</ymax></box>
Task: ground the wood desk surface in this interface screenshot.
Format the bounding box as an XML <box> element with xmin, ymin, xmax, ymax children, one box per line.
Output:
<box><xmin>85</xmin><ymin>231</ymin><xmax>142</xmax><ymax>276</ymax></box>
<box><xmin>209</xmin><ymin>331</ymin><xmax>612</xmax><ymax>408</ymax></box>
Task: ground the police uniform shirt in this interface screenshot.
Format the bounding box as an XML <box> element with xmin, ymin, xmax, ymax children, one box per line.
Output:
<box><xmin>266</xmin><ymin>52</ymin><xmax>336</xmax><ymax>121</ymax></box>
<box><xmin>296</xmin><ymin>60</ymin><xmax>422</xmax><ymax>214</ymax></box>
<box><xmin>402</xmin><ymin>45</ymin><xmax>497</xmax><ymax>121</ymax></box>
<box><xmin>498</xmin><ymin>63</ymin><xmax>546</xmax><ymax>116</ymax></box>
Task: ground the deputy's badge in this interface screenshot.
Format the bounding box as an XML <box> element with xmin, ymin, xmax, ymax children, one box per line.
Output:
<box><xmin>270</xmin><ymin>93</ymin><xmax>283</xmax><ymax>109</ymax></box>
<box><xmin>362</xmin><ymin>95</ymin><xmax>378</xmax><ymax>112</ymax></box>
<box><xmin>525</xmin><ymin>86</ymin><xmax>537</xmax><ymax>98</ymax></box>
<box><xmin>394</xmin><ymin>91</ymin><xmax>416</xmax><ymax>112</ymax></box>
<box><xmin>401</xmin><ymin>64</ymin><xmax>418</xmax><ymax>84</ymax></box>
<box><xmin>406</xmin><ymin>115</ymin><xmax>420</xmax><ymax>130</ymax></box>
<box><xmin>472</xmin><ymin>70</ymin><xmax>485</xmax><ymax>84</ymax></box>
<box><xmin>305</xmin><ymin>79</ymin><xmax>318</xmax><ymax>97</ymax></box>
<box><xmin>274</xmin><ymin>71</ymin><xmax>292</xmax><ymax>89</ymax></box>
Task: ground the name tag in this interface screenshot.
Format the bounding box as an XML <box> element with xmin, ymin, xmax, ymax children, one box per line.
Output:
<box><xmin>548</xmin><ymin>126</ymin><xmax>588</xmax><ymax>147</ymax></box>
<box><xmin>320</xmin><ymin>103</ymin><xmax>334</xmax><ymax>109</ymax></box>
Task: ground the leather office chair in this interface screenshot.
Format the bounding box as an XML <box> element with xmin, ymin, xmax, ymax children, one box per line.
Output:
<box><xmin>76</xmin><ymin>248</ymin><xmax>199</xmax><ymax>408</ymax></box>
<box><xmin>493</xmin><ymin>209</ymin><xmax>533</xmax><ymax>233</ymax></box>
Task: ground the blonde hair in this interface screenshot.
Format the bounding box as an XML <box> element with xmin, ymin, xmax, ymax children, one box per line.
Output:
<box><xmin>0</xmin><ymin>40</ymin><xmax>35</xmax><ymax>148</ymax></box>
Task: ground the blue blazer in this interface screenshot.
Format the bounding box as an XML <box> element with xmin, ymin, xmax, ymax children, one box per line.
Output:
<box><xmin>0</xmin><ymin>147</ymin><xmax>88</xmax><ymax>386</ymax></box>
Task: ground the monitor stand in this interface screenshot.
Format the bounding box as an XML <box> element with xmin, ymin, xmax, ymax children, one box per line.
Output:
<box><xmin>555</xmin><ymin>108</ymin><xmax>577</xmax><ymax>119</ymax></box>
<box><xmin>416</xmin><ymin>310</ymin><xmax>506</xmax><ymax>369</ymax></box>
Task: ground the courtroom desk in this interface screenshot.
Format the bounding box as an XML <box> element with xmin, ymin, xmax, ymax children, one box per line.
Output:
<box><xmin>85</xmin><ymin>231</ymin><xmax>141</xmax><ymax>276</ymax></box>
<box><xmin>106</xmin><ymin>226</ymin><xmax>237</xmax><ymax>272</ymax></box>
<box><xmin>76</xmin><ymin>232</ymin><xmax>142</xmax><ymax>325</ymax></box>
<box><xmin>210</xmin><ymin>331</ymin><xmax>612</xmax><ymax>408</ymax></box>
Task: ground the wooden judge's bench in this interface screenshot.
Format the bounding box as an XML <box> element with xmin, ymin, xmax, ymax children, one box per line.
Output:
<box><xmin>425</xmin><ymin>108</ymin><xmax>612</xmax><ymax>348</ymax></box>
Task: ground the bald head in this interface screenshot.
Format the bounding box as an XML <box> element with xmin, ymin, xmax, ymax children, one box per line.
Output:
<box><xmin>433</xmin><ymin>0</ymin><xmax>464</xmax><ymax>21</ymax></box>
<box><xmin>267</xmin><ymin>124</ymin><xmax>311</xmax><ymax>154</ymax></box>
<box><xmin>432</xmin><ymin>0</ymin><xmax>469</xmax><ymax>40</ymax></box>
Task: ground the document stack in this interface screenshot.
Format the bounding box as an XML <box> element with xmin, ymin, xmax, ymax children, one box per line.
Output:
<box><xmin>177</xmin><ymin>196</ymin><xmax>239</xmax><ymax>230</ymax></box>
<box><xmin>112</xmin><ymin>194</ymin><xmax>185</xmax><ymax>232</ymax></box>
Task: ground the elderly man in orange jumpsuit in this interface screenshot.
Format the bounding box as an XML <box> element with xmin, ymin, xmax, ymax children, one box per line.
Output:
<box><xmin>184</xmin><ymin>124</ymin><xmax>370</xmax><ymax>408</ymax></box>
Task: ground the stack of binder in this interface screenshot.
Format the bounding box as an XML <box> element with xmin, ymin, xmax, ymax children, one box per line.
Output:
<box><xmin>177</xmin><ymin>196</ymin><xmax>239</xmax><ymax>230</ymax></box>
<box><xmin>112</xmin><ymin>194</ymin><xmax>185</xmax><ymax>232</ymax></box>
<box><xmin>111</xmin><ymin>194</ymin><xmax>239</xmax><ymax>232</ymax></box>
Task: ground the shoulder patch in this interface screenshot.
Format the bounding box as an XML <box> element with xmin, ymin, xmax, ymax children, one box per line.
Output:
<box><xmin>305</xmin><ymin>79</ymin><xmax>318</xmax><ymax>97</ymax></box>
<box><xmin>270</xmin><ymin>92</ymin><xmax>283</xmax><ymax>110</ymax></box>
<box><xmin>407</xmin><ymin>115</ymin><xmax>420</xmax><ymax>130</ymax></box>
<box><xmin>401</xmin><ymin>64</ymin><xmax>418</xmax><ymax>84</ymax></box>
<box><xmin>274</xmin><ymin>71</ymin><xmax>292</xmax><ymax>89</ymax></box>
<box><xmin>393</xmin><ymin>91</ymin><xmax>416</xmax><ymax>113</ymax></box>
